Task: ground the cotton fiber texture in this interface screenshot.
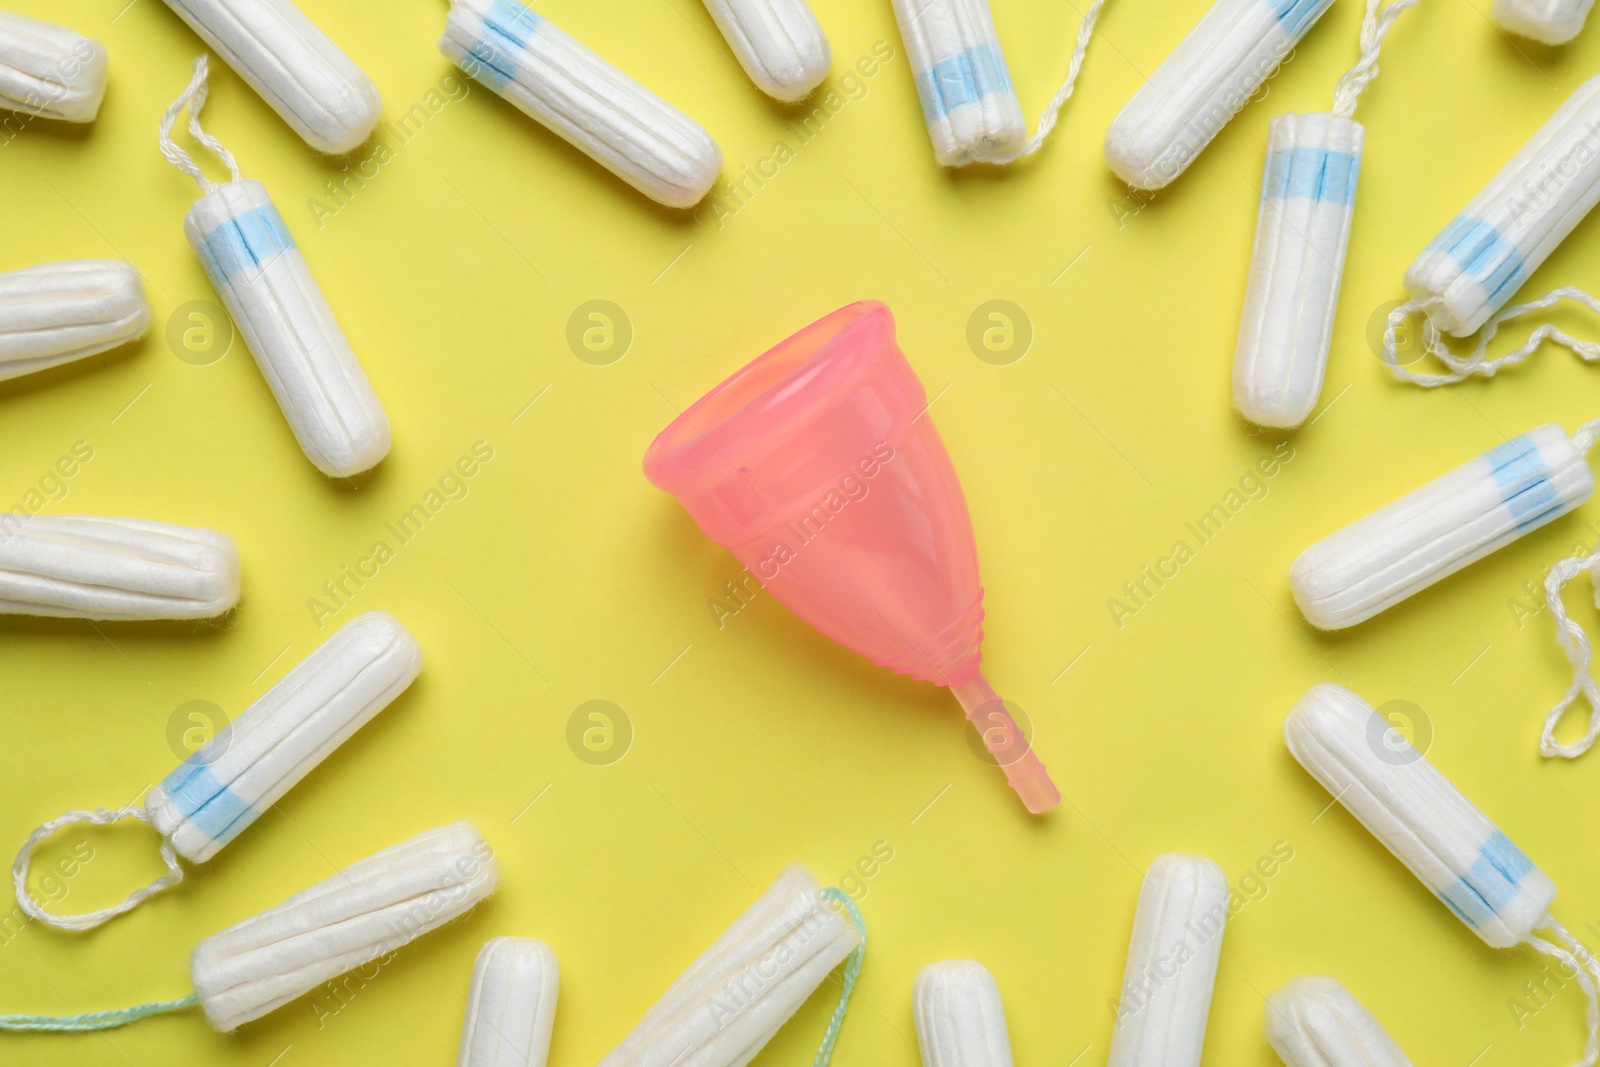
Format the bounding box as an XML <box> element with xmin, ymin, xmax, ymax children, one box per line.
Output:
<box><xmin>0</xmin><ymin>12</ymin><xmax>106</xmax><ymax>122</ymax></box>
<box><xmin>441</xmin><ymin>0</ymin><xmax>722</xmax><ymax>208</ymax></box>
<box><xmin>1493</xmin><ymin>0</ymin><xmax>1594</xmax><ymax>44</ymax></box>
<box><xmin>913</xmin><ymin>960</ymin><xmax>1015</xmax><ymax>1067</ymax></box>
<box><xmin>160</xmin><ymin>0</ymin><xmax>380</xmax><ymax>153</ymax></box>
<box><xmin>1107</xmin><ymin>854</ymin><xmax>1229</xmax><ymax>1067</ymax></box>
<box><xmin>0</xmin><ymin>260</ymin><xmax>150</xmax><ymax>382</ymax></box>
<box><xmin>1290</xmin><ymin>424</ymin><xmax>1594</xmax><ymax>630</ymax></box>
<box><xmin>1264</xmin><ymin>977</ymin><xmax>1413</xmax><ymax>1067</ymax></box>
<box><xmin>1234</xmin><ymin>113</ymin><xmax>1363</xmax><ymax>428</ymax></box>
<box><xmin>702</xmin><ymin>0</ymin><xmax>829</xmax><ymax>102</ymax></box>
<box><xmin>594</xmin><ymin>866</ymin><xmax>861</xmax><ymax>1067</ymax></box>
<box><xmin>1105</xmin><ymin>0</ymin><xmax>1336</xmax><ymax>189</ymax></box>
<box><xmin>458</xmin><ymin>937</ymin><xmax>560</xmax><ymax>1067</ymax></box>
<box><xmin>191</xmin><ymin>822</ymin><xmax>497</xmax><ymax>1031</ymax></box>
<box><xmin>0</xmin><ymin>515</ymin><xmax>237</xmax><ymax>621</ymax></box>
<box><xmin>147</xmin><ymin>612</ymin><xmax>422</xmax><ymax>864</ymax></box>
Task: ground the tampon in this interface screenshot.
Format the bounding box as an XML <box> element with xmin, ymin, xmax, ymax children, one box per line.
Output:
<box><xmin>1106</xmin><ymin>0</ymin><xmax>1336</xmax><ymax>190</ymax></box>
<box><xmin>192</xmin><ymin>821</ymin><xmax>497</xmax><ymax>1031</ymax></box>
<box><xmin>0</xmin><ymin>12</ymin><xmax>106</xmax><ymax>123</ymax></box>
<box><xmin>1265</xmin><ymin>977</ymin><xmax>1413</xmax><ymax>1067</ymax></box>
<box><xmin>459</xmin><ymin>938</ymin><xmax>560</xmax><ymax>1067</ymax></box>
<box><xmin>441</xmin><ymin>0</ymin><xmax>722</xmax><ymax>208</ymax></box>
<box><xmin>1284</xmin><ymin>684</ymin><xmax>1600</xmax><ymax>1067</ymax></box>
<box><xmin>1233</xmin><ymin>114</ymin><xmax>1362</xmax><ymax>427</ymax></box>
<box><xmin>913</xmin><ymin>960</ymin><xmax>1015</xmax><ymax>1067</ymax></box>
<box><xmin>1290</xmin><ymin>423</ymin><xmax>1595</xmax><ymax>629</ymax></box>
<box><xmin>0</xmin><ymin>260</ymin><xmax>150</xmax><ymax>382</ymax></box>
<box><xmin>12</xmin><ymin>612</ymin><xmax>421</xmax><ymax>931</ymax></box>
<box><xmin>595</xmin><ymin>867</ymin><xmax>862</xmax><ymax>1067</ymax></box>
<box><xmin>0</xmin><ymin>514</ymin><xmax>237</xmax><ymax>621</ymax></box>
<box><xmin>1107</xmin><ymin>854</ymin><xmax>1229</xmax><ymax>1067</ymax></box>
<box><xmin>702</xmin><ymin>0</ymin><xmax>829</xmax><ymax>102</ymax></box>
<box><xmin>889</xmin><ymin>0</ymin><xmax>1106</xmax><ymax>167</ymax></box>
<box><xmin>1406</xmin><ymin>73</ymin><xmax>1600</xmax><ymax>338</ymax></box>
<box><xmin>159</xmin><ymin>0</ymin><xmax>380</xmax><ymax>153</ymax></box>
<box><xmin>1493</xmin><ymin>0</ymin><xmax>1594</xmax><ymax>44</ymax></box>
<box><xmin>1233</xmin><ymin>0</ymin><xmax>1416</xmax><ymax>428</ymax></box>
<box><xmin>160</xmin><ymin>57</ymin><xmax>391</xmax><ymax>478</ymax></box>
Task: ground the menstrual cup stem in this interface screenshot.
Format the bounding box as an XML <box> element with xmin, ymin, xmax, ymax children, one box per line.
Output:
<box><xmin>951</xmin><ymin>673</ymin><xmax>1061</xmax><ymax>814</ymax></box>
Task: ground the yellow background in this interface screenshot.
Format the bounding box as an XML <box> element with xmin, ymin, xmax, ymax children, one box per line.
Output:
<box><xmin>3</xmin><ymin>0</ymin><xmax>1600</xmax><ymax>1063</ymax></box>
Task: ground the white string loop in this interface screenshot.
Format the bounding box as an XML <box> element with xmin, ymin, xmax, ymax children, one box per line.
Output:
<box><xmin>1380</xmin><ymin>288</ymin><xmax>1600</xmax><ymax>386</ymax></box>
<box><xmin>1331</xmin><ymin>0</ymin><xmax>1419</xmax><ymax>119</ymax></box>
<box><xmin>1542</xmin><ymin>549</ymin><xmax>1600</xmax><ymax>758</ymax></box>
<box><xmin>158</xmin><ymin>55</ymin><xmax>243</xmax><ymax>193</ymax></box>
<box><xmin>1529</xmin><ymin>918</ymin><xmax>1600</xmax><ymax>1067</ymax></box>
<box><xmin>12</xmin><ymin>805</ymin><xmax>184</xmax><ymax>932</ymax></box>
<box><xmin>971</xmin><ymin>0</ymin><xmax>1107</xmax><ymax>164</ymax></box>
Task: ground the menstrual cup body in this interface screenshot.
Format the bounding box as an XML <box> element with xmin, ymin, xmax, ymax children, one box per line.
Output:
<box><xmin>644</xmin><ymin>302</ymin><xmax>984</xmax><ymax>685</ymax></box>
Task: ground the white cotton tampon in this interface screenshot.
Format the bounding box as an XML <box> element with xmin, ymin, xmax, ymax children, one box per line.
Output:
<box><xmin>913</xmin><ymin>961</ymin><xmax>1015</xmax><ymax>1067</ymax></box>
<box><xmin>1493</xmin><ymin>0</ymin><xmax>1595</xmax><ymax>44</ymax></box>
<box><xmin>459</xmin><ymin>938</ymin><xmax>561</xmax><ymax>1067</ymax></box>
<box><xmin>889</xmin><ymin>0</ymin><xmax>1026</xmax><ymax>166</ymax></box>
<box><xmin>441</xmin><ymin>0</ymin><xmax>722</xmax><ymax>208</ymax></box>
<box><xmin>595</xmin><ymin>867</ymin><xmax>860</xmax><ymax>1067</ymax></box>
<box><xmin>159</xmin><ymin>0</ymin><xmax>379</xmax><ymax>153</ymax></box>
<box><xmin>1406</xmin><ymin>74</ymin><xmax>1600</xmax><ymax>337</ymax></box>
<box><xmin>0</xmin><ymin>260</ymin><xmax>150</xmax><ymax>382</ymax></box>
<box><xmin>146</xmin><ymin>613</ymin><xmax>422</xmax><ymax>865</ymax></box>
<box><xmin>191</xmin><ymin>821</ymin><xmax>497</xmax><ymax>1031</ymax></box>
<box><xmin>702</xmin><ymin>0</ymin><xmax>830</xmax><ymax>103</ymax></box>
<box><xmin>1265</xmin><ymin>977</ymin><xmax>1414</xmax><ymax>1067</ymax></box>
<box><xmin>184</xmin><ymin>179</ymin><xmax>390</xmax><ymax>477</ymax></box>
<box><xmin>1107</xmin><ymin>854</ymin><xmax>1229</xmax><ymax>1067</ymax></box>
<box><xmin>0</xmin><ymin>12</ymin><xmax>107</xmax><ymax>123</ymax></box>
<box><xmin>1234</xmin><ymin>114</ymin><xmax>1362</xmax><ymax>428</ymax></box>
<box><xmin>0</xmin><ymin>515</ymin><xmax>237</xmax><ymax>621</ymax></box>
<box><xmin>1290</xmin><ymin>424</ymin><xmax>1594</xmax><ymax>630</ymax></box>
<box><xmin>1106</xmin><ymin>0</ymin><xmax>1336</xmax><ymax>190</ymax></box>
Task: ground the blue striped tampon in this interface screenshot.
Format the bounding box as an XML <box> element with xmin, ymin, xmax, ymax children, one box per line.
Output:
<box><xmin>889</xmin><ymin>0</ymin><xmax>1106</xmax><ymax>167</ymax></box>
<box><xmin>1290</xmin><ymin>424</ymin><xmax>1596</xmax><ymax>630</ymax></box>
<box><xmin>1494</xmin><ymin>0</ymin><xmax>1594</xmax><ymax>45</ymax></box>
<box><xmin>1286</xmin><ymin>685</ymin><xmax>1600</xmax><ymax>1065</ymax></box>
<box><xmin>1234</xmin><ymin>0</ymin><xmax>1417</xmax><ymax>429</ymax></box>
<box><xmin>1106</xmin><ymin>0</ymin><xmax>1335</xmax><ymax>190</ymax></box>
<box><xmin>1384</xmin><ymin>74</ymin><xmax>1600</xmax><ymax>384</ymax></box>
<box><xmin>441</xmin><ymin>0</ymin><xmax>721</xmax><ymax>207</ymax></box>
<box><xmin>11</xmin><ymin>613</ymin><xmax>421</xmax><ymax>931</ymax></box>
<box><xmin>160</xmin><ymin>57</ymin><xmax>390</xmax><ymax>478</ymax></box>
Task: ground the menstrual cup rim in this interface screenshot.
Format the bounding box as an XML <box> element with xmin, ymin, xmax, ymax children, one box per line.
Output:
<box><xmin>642</xmin><ymin>301</ymin><xmax>894</xmax><ymax>492</ymax></box>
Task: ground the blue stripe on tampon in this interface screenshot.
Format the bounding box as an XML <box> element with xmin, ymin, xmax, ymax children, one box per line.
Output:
<box><xmin>1261</xmin><ymin>146</ymin><xmax>1361</xmax><ymax>204</ymax></box>
<box><xmin>913</xmin><ymin>43</ymin><xmax>1015</xmax><ymax>123</ymax></box>
<box><xmin>467</xmin><ymin>0</ymin><xmax>543</xmax><ymax>92</ymax></box>
<box><xmin>1425</xmin><ymin>215</ymin><xmax>1529</xmax><ymax>310</ymax></box>
<box><xmin>1267</xmin><ymin>0</ymin><xmax>1335</xmax><ymax>38</ymax></box>
<box><xmin>158</xmin><ymin>756</ymin><xmax>258</xmax><ymax>846</ymax></box>
<box><xmin>1437</xmin><ymin>831</ymin><xmax>1536</xmax><ymax>930</ymax></box>
<box><xmin>182</xmin><ymin>786</ymin><xmax>255</xmax><ymax>843</ymax></box>
<box><xmin>195</xmin><ymin>205</ymin><xmax>296</xmax><ymax>287</ymax></box>
<box><xmin>1485</xmin><ymin>433</ymin><xmax>1563</xmax><ymax>528</ymax></box>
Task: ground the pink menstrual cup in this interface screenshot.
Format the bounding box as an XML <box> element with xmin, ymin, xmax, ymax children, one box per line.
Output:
<box><xmin>643</xmin><ymin>301</ymin><xmax>1060</xmax><ymax>813</ymax></box>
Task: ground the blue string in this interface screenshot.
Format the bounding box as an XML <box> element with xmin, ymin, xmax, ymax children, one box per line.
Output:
<box><xmin>814</xmin><ymin>888</ymin><xmax>866</xmax><ymax>1067</ymax></box>
<box><xmin>0</xmin><ymin>994</ymin><xmax>198</xmax><ymax>1032</ymax></box>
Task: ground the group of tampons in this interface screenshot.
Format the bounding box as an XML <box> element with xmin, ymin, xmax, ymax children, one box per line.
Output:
<box><xmin>8</xmin><ymin>0</ymin><xmax>1600</xmax><ymax>1062</ymax></box>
